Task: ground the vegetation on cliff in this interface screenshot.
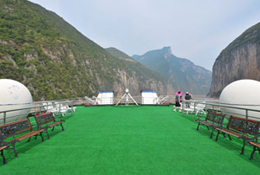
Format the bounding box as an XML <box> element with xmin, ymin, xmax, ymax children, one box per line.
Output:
<box><xmin>0</xmin><ymin>0</ymin><xmax>169</xmax><ymax>100</ymax></box>
<box><xmin>209</xmin><ymin>22</ymin><xmax>260</xmax><ymax>97</ymax></box>
<box><xmin>219</xmin><ymin>22</ymin><xmax>260</xmax><ymax>58</ymax></box>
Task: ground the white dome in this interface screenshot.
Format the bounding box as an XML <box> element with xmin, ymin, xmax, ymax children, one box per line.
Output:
<box><xmin>0</xmin><ymin>79</ymin><xmax>32</xmax><ymax>124</ymax></box>
<box><xmin>219</xmin><ymin>79</ymin><xmax>260</xmax><ymax>120</ymax></box>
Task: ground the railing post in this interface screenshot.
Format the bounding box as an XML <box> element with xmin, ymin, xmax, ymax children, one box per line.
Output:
<box><xmin>245</xmin><ymin>109</ymin><xmax>248</xmax><ymax>119</ymax></box>
<box><xmin>4</xmin><ymin>112</ymin><xmax>6</xmax><ymax>124</ymax></box>
<box><xmin>71</xmin><ymin>102</ymin><xmax>74</xmax><ymax>116</ymax></box>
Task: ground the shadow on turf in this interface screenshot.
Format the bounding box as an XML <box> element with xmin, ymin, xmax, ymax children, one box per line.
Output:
<box><xmin>0</xmin><ymin>129</ymin><xmax>64</xmax><ymax>166</ymax></box>
<box><xmin>195</xmin><ymin>126</ymin><xmax>260</xmax><ymax>168</ymax></box>
<box><xmin>180</xmin><ymin>112</ymin><xmax>202</xmax><ymax>123</ymax></box>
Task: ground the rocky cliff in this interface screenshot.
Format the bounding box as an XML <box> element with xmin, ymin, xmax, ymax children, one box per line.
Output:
<box><xmin>0</xmin><ymin>0</ymin><xmax>172</xmax><ymax>100</ymax></box>
<box><xmin>208</xmin><ymin>22</ymin><xmax>260</xmax><ymax>97</ymax></box>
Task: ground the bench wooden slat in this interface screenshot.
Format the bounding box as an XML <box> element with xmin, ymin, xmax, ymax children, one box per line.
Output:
<box><xmin>15</xmin><ymin>129</ymin><xmax>44</xmax><ymax>142</ymax></box>
<box><xmin>217</xmin><ymin>128</ymin><xmax>244</xmax><ymax>138</ymax></box>
<box><xmin>249</xmin><ymin>141</ymin><xmax>260</xmax><ymax>148</ymax></box>
<box><xmin>0</xmin><ymin>145</ymin><xmax>8</xmax><ymax>150</ymax></box>
<box><xmin>47</xmin><ymin>121</ymin><xmax>63</xmax><ymax>128</ymax></box>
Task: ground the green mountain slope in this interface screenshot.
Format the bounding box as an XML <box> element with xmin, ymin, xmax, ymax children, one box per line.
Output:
<box><xmin>132</xmin><ymin>47</ymin><xmax>212</xmax><ymax>95</ymax></box>
<box><xmin>106</xmin><ymin>47</ymin><xmax>136</xmax><ymax>61</ymax></box>
<box><xmin>0</xmin><ymin>0</ymin><xmax>171</xmax><ymax>100</ymax></box>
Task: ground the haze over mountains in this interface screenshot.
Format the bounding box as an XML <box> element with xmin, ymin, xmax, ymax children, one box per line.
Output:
<box><xmin>132</xmin><ymin>47</ymin><xmax>212</xmax><ymax>95</ymax></box>
<box><xmin>4</xmin><ymin>0</ymin><xmax>258</xmax><ymax>100</ymax></box>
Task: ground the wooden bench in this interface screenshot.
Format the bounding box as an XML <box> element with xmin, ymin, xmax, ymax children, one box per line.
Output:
<box><xmin>0</xmin><ymin>119</ymin><xmax>44</xmax><ymax>159</ymax></box>
<box><xmin>249</xmin><ymin>141</ymin><xmax>260</xmax><ymax>160</ymax></box>
<box><xmin>196</xmin><ymin>111</ymin><xmax>225</xmax><ymax>138</ymax></box>
<box><xmin>215</xmin><ymin>116</ymin><xmax>260</xmax><ymax>155</ymax></box>
<box><xmin>35</xmin><ymin>112</ymin><xmax>64</xmax><ymax>139</ymax></box>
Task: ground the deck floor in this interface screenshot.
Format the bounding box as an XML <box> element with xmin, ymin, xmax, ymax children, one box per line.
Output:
<box><xmin>1</xmin><ymin>105</ymin><xmax>260</xmax><ymax>174</ymax></box>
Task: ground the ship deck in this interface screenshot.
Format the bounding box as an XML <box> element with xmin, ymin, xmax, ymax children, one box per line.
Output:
<box><xmin>1</xmin><ymin>105</ymin><xmax>260</xmax><ymax>174</ymax></box>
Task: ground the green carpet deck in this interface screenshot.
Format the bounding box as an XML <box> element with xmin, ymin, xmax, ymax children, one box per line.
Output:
<box><xmin>1</xmin><ymin>106</ymin><xmax>260</xmax><ymax>174</ymax></box>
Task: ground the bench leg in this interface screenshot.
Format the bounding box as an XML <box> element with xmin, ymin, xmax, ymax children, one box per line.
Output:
<box><xmin>223</xmin><ymin>133</ymin><xmax>226</xmax><ymax>138</ymax></box>
<box><xmin>27</xmin><ymin>137</ymin><xmax>31</xmax><ymax>142</ymax></box>
<box><xmin>206</xmin><ymin>126</ymin><xmax>210</xmax><ymax>130</ymax></box>
<box><xmin>210</xmin><ymin>128</ymin><xmax>215</xmax><ymax>138</ymax></box>
<box><xmin>45</xmin><ymin>129</ymin><xmax>50</xmax><ymax>139</ymax></box>
<box><xmin>240</xmin><ymin>140</ymin><xmax>246</xmax><ymax>155</ymax></box>
<box><xmin>1</xmin><ymin>150</ymin><xmax>6</xmax><ymax>164</ymax></box>
<box><xmin>250</xmin><ymin>145</ymin><xmax>257</xmax><ymax>160</ymax></box>
<box><xmin>215</xmin><ymin>130</ymin><xmax>220</xmax><ymax>141</ymax></box>
<box><xmin>40</xmin><ymin>132</ymin><xmax>44</xmax><ymax>142</ymax></box>
<box><xmin>11</xmin><ymin>143</ymin><xmax>18</xmax><ymax>158</ymax></box>
<box><xmin>228</xmin><ymin>135</ymin><xmax>232</xmax><ymax>141</ymax></box>
<box><xmin>52</xmin><ymin>126</ymin><xmax>55</xmax><ymax>131</ymax></box>
<box><xmin>60</xmin><ymin>123</ymin><xmax>64</xmax><ymax>131</ymax></box>
<box><xmin>196</xmin><ymin>122</ymin><xmax>200</xmax><ymax>130</ymax></box>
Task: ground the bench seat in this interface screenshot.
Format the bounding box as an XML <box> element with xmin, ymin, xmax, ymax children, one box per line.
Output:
<box><xmin>46</xmin><ymin>121</ymin><xmax>64</xmax><ymax>128</ymax></box>
<box><xmin>249</xmin><ymin>141</ymin><xmax>260</xmax><ymax>160</ymax></box>
<box><xmin>217</xmin><ymin>128</ymin><xmax>244</xmax><ymax>138</ymax></box>
<box><xmin>11</xmin><ymin>130</ymin><xmax>44</xmax><ymax>142</ymax></box>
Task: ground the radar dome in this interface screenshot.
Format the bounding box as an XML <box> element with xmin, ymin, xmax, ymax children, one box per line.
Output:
<box><xmin>0</xmin><ymin>79</ymin><xmax>33</xmax><ymax>124</ymax></box>
<box><xmin>219</xmin><ymin>79</ymin><xmax>260</xmax><ymax>120</ymax></box>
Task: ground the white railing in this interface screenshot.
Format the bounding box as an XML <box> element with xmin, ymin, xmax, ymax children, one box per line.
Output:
<box><xmin>182</xmin><ymin>99</ymin><xmax>260</xmax><ymax>121</ymax></box>
<box><xmin>0</xmin><ymin>100</ymin><xmax>74</xmax><ymax>125</ymax></box>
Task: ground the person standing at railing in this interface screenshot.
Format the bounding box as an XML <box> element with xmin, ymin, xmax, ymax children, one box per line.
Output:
<box><xmin>173</xmin><ymin>91</ymin><xmax>182</xmax><ymax>112</ymax></box>
<box><xmin>185</xmin><ymin>92</ymin><xmax>193</xmax><ymax>108</ymax></box>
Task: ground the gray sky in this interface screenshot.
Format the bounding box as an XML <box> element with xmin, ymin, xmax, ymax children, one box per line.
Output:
<box><xmin>29</xmin><ymin>0</ymin><xmax>260</xmax><ymax>70</ymax></box>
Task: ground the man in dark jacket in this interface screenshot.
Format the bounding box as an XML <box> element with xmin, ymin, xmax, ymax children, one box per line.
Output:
<box><xmin>185</xmin><ymin>92</ymin><xmax>192</xmax><ymax>108</ymax></box>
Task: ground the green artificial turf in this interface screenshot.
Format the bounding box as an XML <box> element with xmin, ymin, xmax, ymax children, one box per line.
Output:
<box><xmin>1</xmin><ymin>106</ymin><xmax>260</xmax><ymax>174</ymax></box>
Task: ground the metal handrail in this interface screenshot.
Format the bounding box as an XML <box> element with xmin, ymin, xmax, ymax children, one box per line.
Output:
<box><xmin>0</xmin><ymin>100</ymin><xmax>73</xmax><ymax>124</ymax></box>
<box><xmin>182</xmin><ymin>99</ymin><xmax>260</xmax><ymax>120</ymax></box>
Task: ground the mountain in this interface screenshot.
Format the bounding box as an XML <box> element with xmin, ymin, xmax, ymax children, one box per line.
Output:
<box><xmin>208</xmin><ymin>22</ymin><xmax>260</xmax><ymax>97</ymax></box>
<box><xmin>105</xmin><ymin>47</ymin><xmax>173</xmax><ymax>95</ymax></box>
<box><xmin>0</xmin><ymin>0</ymin><xmax>172</xmax><ymax>101</ymax></box>
<box><xmin>105</xmin><ymin>47</ymin><xmax>136</xmax><ymax>62</ymax></box>
<box><xmin>132</xmin><ymin>47</ymin><xmax>212</xmax><ymax>95</ymax></box>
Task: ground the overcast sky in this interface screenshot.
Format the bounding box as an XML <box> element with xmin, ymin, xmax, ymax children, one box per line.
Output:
<box><xmin>28</xmin><ymin>0</ymin><xmax>260</xmax><ymax>70</ymax></box>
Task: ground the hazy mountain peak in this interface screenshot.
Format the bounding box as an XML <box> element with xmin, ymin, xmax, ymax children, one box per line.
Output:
<box><xmin>162</xmin><ymin>46</ymin><xmax>172</xmax><ymax>54</ymax></box>
<box><xmin>132</xmin><ymin>47</ymin><xmax>212</xmax><ymax>95</ymax></box>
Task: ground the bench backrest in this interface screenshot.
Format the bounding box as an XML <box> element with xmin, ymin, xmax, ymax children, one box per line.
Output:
<box><xmin>205</xmin><ymin>111</ymin><xmax>215</xmax><ymax>122</ymax></box>
<box><xmin>0</xmin><ymin>119</ymin><xmax>31</xmax><ymax>138</ymax></box>
<box><xmin>228</xmin><ymin>116</ymin><xmax>260</xmax><ymax>135</ymax></box>
<box><xmin>205</xmin><ymin>111</ymin><xmax>225</xmax><ymax>125</ymax></box>
<box><xmin>35</xmin><ymin>112</ymin><xmax>54</xmax><ymax>129</ymax></box>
